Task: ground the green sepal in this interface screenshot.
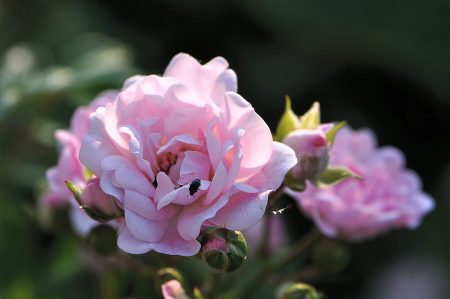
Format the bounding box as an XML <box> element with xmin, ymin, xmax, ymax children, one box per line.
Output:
<box><xmin>277</xmin><ymin>282</ymin><xmax>322</xmax><ymax>299</ymax></box>
<box><xmin>316</xmin><ymin>167</ymin><xmax>362</xmax><ymax>187</ymax></box>
<box><xmin>65</xmin><ymin>180</ymin><xmax>82</xmax><ymax>206</ymax></box>
<box><xmin>325</xmin><ymin>121</ymin><xmax>347</xmax><ymax>144</ymax></box>
<box><xmin>284</xmin><ymin>173</ymin><xmax>306</xmax><ymax>192</ymax></box>
<box><xmin>199</xmin><ymin>228</ymin><xmax>248</xmax><ymax>273</ymax></box>
<box><xmin>83</xmin><ymin>167</ymin><xmax>94</xmax><ymax>181</ymax></box>
<box><xmin>275</xmin><ymin>96</ymin><xmax>300</xmax><ymax>141</ymax></box>
<box><xmin>193</xmin><ymin>288</ymin><xmax>205</xmax><ymax>299</ymax></box>
<box><xmin>298</xmin><ymin>101</ymin><xmax>321</xmax><ymax>130</ymax></box>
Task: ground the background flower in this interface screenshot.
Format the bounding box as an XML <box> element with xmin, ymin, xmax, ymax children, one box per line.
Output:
<box><xmin>80</xmin><ymin>53</ymin><xmax>297</xmax><ymax>256</ymax></box>
<box><xmin>288</xmin><ymin>127</ymin><xmax>434</xmax><ymax>241</ymax></box>
<box><xmin>41</xmin><ymin>91</ymin><xmax>117</xmax><ymax>235</ymax></box>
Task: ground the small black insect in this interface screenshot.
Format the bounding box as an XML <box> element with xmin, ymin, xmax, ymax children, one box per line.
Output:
<box><xmin>188</xmin><ymin>179</ymin><xmax>201</xmax><ymax>196</ymax></box>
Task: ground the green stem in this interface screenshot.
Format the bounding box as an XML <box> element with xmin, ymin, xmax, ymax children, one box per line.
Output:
<box><xmin>219</xmin><ymin>228</ymin><xmax>321</xmax><ymax>299</ymax></box>
<box><xmin>99</xmin><ymin>268</ymin><xmax>120</xmax><ymax>299</ymax></box>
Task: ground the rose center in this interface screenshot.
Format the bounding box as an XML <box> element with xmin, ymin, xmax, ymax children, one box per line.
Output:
<box><xmin>158</xmin><ymin>152</ymin><xmax>177</xmax><ymax>174</ymax></box>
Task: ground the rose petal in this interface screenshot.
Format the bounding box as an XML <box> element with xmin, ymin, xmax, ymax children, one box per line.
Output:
<box><xmin>211</xmin><ymin>190</ymin><xmax>270</xmax><ymax>230</ymax></box>
<box><xmin>177</xmin><ymin>193</ymin><xmax>229</xmax><ymax>240</ymax></box>
<box><xmin>246</xmin><ymin>141</ymin><xmax>297</xmax><ymax>191</ymax></box>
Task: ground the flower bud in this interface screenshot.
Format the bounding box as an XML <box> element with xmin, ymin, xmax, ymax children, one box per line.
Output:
<box><xmin>277</xmin><ymin>282</ymin><xmax>322</xmax><ymax>299</ymax></box>
<box><xmin>161</xmin><ymin>280</ymin><xmax>190</xmax><ymax>299</ymax></box>
<box><xmin>199</xmin><ymin>228</ymin><xmax>247</xmax><ymax>273</ymax></box>
<box><xmin>78</xmin><ymin>178</ymin><xmax>123</xmax><ymax>222</ymax></box>
<box><xmin>283</xmin><ymin>129</ymin><xmax>329</xmax><ymax>181</ymax></box>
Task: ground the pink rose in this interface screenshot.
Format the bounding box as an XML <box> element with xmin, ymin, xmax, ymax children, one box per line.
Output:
<box><xmin>80</xmin><ymin>53</ymin><xmax>297</xmax><ymax>256</ymax></box>
<box><xmin>41</xmin><ymin>90</ymin><xmax>118</xmax><ymax>235</ymax></box>
<box><xmin>288</xmin><ymin>127</ymin><xmax>434</xmax><ymax>241</ymax></box>
<box><xmin>283</xmin><ymin>129</ymin><xmax>329</xmax><ymax>180</ymax></box>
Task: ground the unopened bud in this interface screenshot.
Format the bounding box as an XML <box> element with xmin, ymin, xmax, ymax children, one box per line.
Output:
<box><xmin>283</xmin><ymin>130</ymin><xmax>329</xmax><ymax>181</ymax></box>
<box><xmin>199</xmin><ymin>228</ymin><xmax>247</xmax><ymax>273</ymax></box>
<box><xmin>277</xmin><ymin>282</ymin><xmax>322</xmax><ymax>299</ymax></box>
<box><xmin>67</xmin><ymin>178</ymin><xmax>123</xmax><ymax>222</ymax></box>
<box><xmin>161</xmin><ymin>280</ymin><xmax>190</xmax><ymax>299</ymax></box>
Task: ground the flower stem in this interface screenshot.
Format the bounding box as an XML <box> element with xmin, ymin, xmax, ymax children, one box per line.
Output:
<box><xmin>219</xmin><ymin>228</ymin><xmax>321</xmax><ymax>299</ymax></box>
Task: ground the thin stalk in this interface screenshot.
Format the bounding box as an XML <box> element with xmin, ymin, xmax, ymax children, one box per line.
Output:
<box><xmin>219</xmin><ymin>228</ymin><xmax>321</xmax><ymax>299</ymax></box>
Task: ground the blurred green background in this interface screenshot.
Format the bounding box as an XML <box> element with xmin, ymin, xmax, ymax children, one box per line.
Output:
<box><xmin>0</xmin><ymin>0</ymin><xmax>449</xmax><ymax>298</ymax></box>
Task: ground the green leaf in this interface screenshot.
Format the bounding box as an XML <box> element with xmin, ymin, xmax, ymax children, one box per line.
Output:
<box><xmin>325</xmin><ymin>121</ymin><xmax>347</xmax><ymax>144</ymax></box>
<box><xmin>275</xmin><ymin>95</ymin><xmax>300</xmax><ymax>141</ymax></box>
<box><xmin>317</xmin><ymin>167</ymin><xmax>362</xmax><ymax>186</ymax></box>
<box><xmin>284</xmin><ymin>173</ymin><xmax>306</xmax><ymax>192</ymax></box>
<box><xmin>298</xmin><ymin>101</ymin><xmax>321</xmax><ymax>130</ymax></box>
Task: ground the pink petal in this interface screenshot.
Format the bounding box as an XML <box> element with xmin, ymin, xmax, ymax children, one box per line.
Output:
<box><xmin>124</xmin><ymin>190</ymin><xmax>178</xmax><ymax>221</ymax></box>
<box><xmin>157</xmin><ymin>134</ymin><xmax>202</xmax><ymax>155</ymax></box>
<box><xmin>177</xmin><ymin>193</ymin><xmax>229</xmax><ymax>240</ymax></box>
<box><xmin>152</xmin><ymin>222</ymin><xmax>201</xmax><ymax>256</ymax></box>
<box><xmin>79</xmin><ymin>107</ymin><xmax>122</xmax><ymax>176</ymax></box>
<box><xmin>117</xmin><ymin>226</ymin><xmax>156</xmax><ymax>254</ymax></box>
<box><xmin>211</xmin><ymin>190</ymin><xmax>270</xmax><ymax>230</ymax></box>
<box><xmin>204</xmin><ymin>162</ymin><xmax>228</xmax><ymax>205</ymax></box>
<box><xmin>154</xmin><ymin>172</ymin><xmax>176</xmax><ymax>205</ymax></box>
<box><xmin>222</xmin><ymin>92</ymin><xmax>273</xmax><ymax>174</ymax></box>
<box><xmin>119</xmin><ymin>125</ymin><xmax>155</xmax><ymax>182</ymax></box>
<box><xmin>178</xmin><ymin>151</ymin><xmax>211</xmax><ymax>185</ymax></box>
<box><xmin>163</xmin><ymin>53</ymin><xmax>236</xmax><ymax>99</ymax></box>
<box><xmin>206</xmin><ymin>119</ymin><xmax>222</xmax><ymax>169</ymax></box>
<box><xmin>246</xmin><ymin>141</ymin><xmax>297</xmax><ymax>191</ymax></box>
<box><xmin>124</xmin><ymin>208</ymin><xmax>169</xmax><ymax>243</ymax></box>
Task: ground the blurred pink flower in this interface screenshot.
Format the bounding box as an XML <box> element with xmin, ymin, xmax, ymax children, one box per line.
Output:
<box><xmin>80</xmin><ymin>53</ymin><xmax>297</xmax><ymax>256</ymax></box>
<box><xmin>244</xmin><ymin>216</ymin><xmax>287</xmax><ymax>252</ymax></box>
<box><xmin>288</xmin><ymin>127</ymin><xmax>434</xmax><ymax>241</ymax></box>
<box><xmin>161</xmin><ymin>280</ymin><xmax>189</xmax><ymax>299</ymax></box>
<box><xmin>41</xmin><ymin>90</ymin><xmax>118</xmax><ymax>235</ymax></box>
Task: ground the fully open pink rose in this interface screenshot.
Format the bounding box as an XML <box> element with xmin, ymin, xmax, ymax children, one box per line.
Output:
<box><xmin>41</xmin><ymin>91</ymin><xmax>118</xmax><ymax>235</ymax></box>
<box><xmin>288</xmin><ymin>127</ymin><xmax>434</xmax><ymax>241</ymax></box>
<box><xmin>80</xmin><ymin>53</ymin><xmax>297</xmax><ymax>256</ymax></box>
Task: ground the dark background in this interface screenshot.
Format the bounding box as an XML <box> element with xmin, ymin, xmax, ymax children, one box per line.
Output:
<box><xmin>0</xmin><ymin>0</ymin><xmax>449</xmax><ymax>298</ymax></box>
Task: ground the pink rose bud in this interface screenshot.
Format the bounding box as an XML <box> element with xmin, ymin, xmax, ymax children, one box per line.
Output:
<box><xmin>200</xmin><ymin>228</ymin><xmax>247</xmax><ymax>273</ymax></box>
<box><xmin>161</xmin><ymin>280</ymin><xmax>190</xmax><ymax>299</ymax></box>
<box><xmin>283</xmin><ymin>129</ymin><xmax>329</xmax><ymax>181</ymax></box>
<box><xmin>79</xmin><ymin>178</ymin><xmax>123</xmax><ymax>222</ymax></box>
